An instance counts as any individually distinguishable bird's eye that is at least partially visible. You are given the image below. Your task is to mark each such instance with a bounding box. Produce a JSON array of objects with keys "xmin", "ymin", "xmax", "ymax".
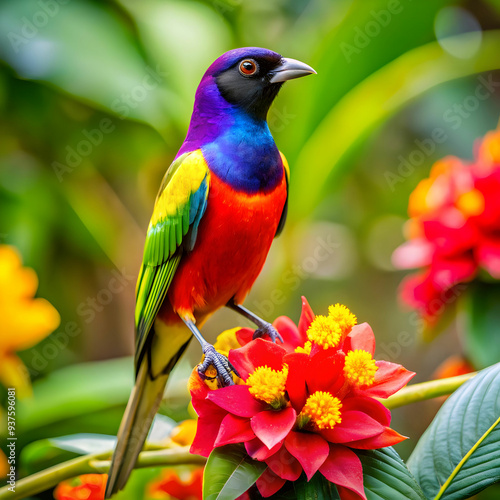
[{"xmin": 239, "ymin": 59, "xmax": 258, "ymax": 76}]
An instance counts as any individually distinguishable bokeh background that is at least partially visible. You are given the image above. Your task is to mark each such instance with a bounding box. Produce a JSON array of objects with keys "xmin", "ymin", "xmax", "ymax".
[{"xmin": 1, "ymin": 0, "xmax": 500, "ymax": 498}]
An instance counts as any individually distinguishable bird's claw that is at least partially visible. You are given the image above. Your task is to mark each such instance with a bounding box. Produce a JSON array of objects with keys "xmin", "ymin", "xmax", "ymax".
[
  {"xmin": 253, "ymin": 323, "xmax": 283, "ymax": 343},
  {"xmin": 198, "ymin": 344, "xmax": 238, "ymax": 387}
]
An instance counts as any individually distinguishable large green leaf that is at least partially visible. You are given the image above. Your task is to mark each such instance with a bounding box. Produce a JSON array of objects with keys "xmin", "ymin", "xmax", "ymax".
[
  {"xmin": 203, "ymin": 444, "xmax": 266, "ymax": 500},
  {"xmin": 20, "ymin": 414, "xmax": 176, "ymax": 474},
  {"xmin": 408, "ymin": 363, "xmax": 500, "ymax": 499},
  {"xmin": 294, "ymin": 473, "xmax": 341, "ymax": 500},
  {"xmin": 358, "ymin": 448, "xmax": 426, "ymax": 500},
  {"xmin": 460, "ymin": 282, "xmax": 500, "ymax": 369}
]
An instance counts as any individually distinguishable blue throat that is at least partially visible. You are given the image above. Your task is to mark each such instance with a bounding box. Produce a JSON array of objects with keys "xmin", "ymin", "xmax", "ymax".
[{"xmin": 200, "ymin": 110, "xmax": 282, "ymax": 193}]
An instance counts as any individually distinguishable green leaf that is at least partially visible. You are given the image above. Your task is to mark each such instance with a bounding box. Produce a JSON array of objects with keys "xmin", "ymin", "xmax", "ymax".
[
  {"xmin": 203, "ymin": 444, "xmax": 267, "ymax": 500},
  {"xmin": 460, "ymin": 282, "xmax": 500, "ymax": 369},
  {"xmin": 17, "ymin": 358, "xmax": 134, "ymax": 433},
  {"xmin": 358, "ymin": 448, "xmax": 426, "ymax": 500},
  {"xmin": 20, "ymin": 434, "xmax": 115, "ymax": 474},
  {"xmin": 408, "ymin": 363, "xmax": 500, "ymax": 499},
  {"xmin": 294, "ymin": 473, "xmax": 341, "ymax": 500}
]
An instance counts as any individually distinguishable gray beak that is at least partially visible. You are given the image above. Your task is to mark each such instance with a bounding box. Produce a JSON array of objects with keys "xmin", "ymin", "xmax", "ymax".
[{"xmin": 270, "ymin": 57, "xmax": 316, "ymax": 83}]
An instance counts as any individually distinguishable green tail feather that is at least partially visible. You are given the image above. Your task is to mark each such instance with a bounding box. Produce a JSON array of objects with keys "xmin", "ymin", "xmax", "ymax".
[{"xmin": 105, "ymin": 360, "xmax": 169, "ymax": 498}]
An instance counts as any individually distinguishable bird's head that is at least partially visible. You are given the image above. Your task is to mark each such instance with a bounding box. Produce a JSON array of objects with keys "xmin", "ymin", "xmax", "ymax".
[{"xmin": 196, "ymin": 47, "xmax": 316, "ymax": 121}]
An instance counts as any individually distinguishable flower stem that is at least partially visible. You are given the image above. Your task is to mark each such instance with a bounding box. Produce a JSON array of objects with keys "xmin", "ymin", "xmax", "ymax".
[
  {"xmin": 382, "ymin": 372, "xmax": 476, "ymax": 409},
  {"xmin": 0, "ymin": 446, "xmax": 206, "ymax": 500}
]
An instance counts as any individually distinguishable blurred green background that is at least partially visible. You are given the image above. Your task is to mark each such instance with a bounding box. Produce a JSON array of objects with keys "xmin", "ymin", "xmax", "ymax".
[{"xmin": 1, "ymin": 0, "xmax": 500, "ymax": 497}]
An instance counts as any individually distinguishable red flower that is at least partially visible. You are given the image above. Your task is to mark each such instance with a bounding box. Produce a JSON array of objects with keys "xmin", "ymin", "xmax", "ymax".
[
  {"xmin": 148, "ymin": 468, "xmax": 203, "ymax": 500},
  {"xmin": 54, "ymin": 474, "xmax": 107, "ymax": 500},
  {"xmin": 393, "ymin": 130, "xmax": 500, "ymax": 324},
  {"xmin": 189, "ymin": 298, "xmax": 414, "ymax": 499}
]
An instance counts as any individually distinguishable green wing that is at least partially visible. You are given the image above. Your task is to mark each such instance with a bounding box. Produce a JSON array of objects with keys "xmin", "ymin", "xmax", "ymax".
[{"xmin": 134, "ymin": 150, "xmax": 210, "ymax": 371}]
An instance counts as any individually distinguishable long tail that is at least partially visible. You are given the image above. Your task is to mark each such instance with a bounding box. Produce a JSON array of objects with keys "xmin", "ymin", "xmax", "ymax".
[{"xmin": 105, "ymin": 359, "xmax": 169, "ymax": 498}]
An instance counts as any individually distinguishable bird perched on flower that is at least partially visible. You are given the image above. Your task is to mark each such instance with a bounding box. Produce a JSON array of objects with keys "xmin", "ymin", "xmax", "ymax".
[{"xmin": 105, "ymin": 48, "xmax": 315, "ymax": 497}]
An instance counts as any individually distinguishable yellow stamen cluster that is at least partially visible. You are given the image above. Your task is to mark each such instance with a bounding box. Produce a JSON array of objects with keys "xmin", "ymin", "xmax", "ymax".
[
  {"xmin": 328, "ymin": 304, "xmax": 357, "ymax": 336},
  {"xmin": 344, "ymin": 349, "xmax": 378, "ymax": 387},
  {"xmin": 247, "ymin": 364, "xmax": 288, "ymax": 407},
  {"xmin": 306, "ymin": 303, "xmax": 356, "ymax": 350},
  {"xmin": 301, "ymin": 391, "xmax": 342, "ymax": 430},
  {"xmin": 306, "ymin": 315, "xmax": 341, "ymax": 350},
  {"xmin": 295, "ymin": 340, "xmax": 312, "ymax": 355},
  {"xmin": 456, "ymin": 189, "xmax": 485, "ymax": 217}
]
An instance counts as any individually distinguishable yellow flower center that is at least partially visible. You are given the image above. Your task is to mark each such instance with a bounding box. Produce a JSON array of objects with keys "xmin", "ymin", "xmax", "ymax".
[
  {"xmin": 306, "ymin": 315, "xmax": 341, "ymax": 350},
  {"xmin": 295, "ymin": 340, "xmax": 312, "ymax": 354},
  {"xmin": 456, "ymin": 189, "xmax": 484, "ymax": 217},
  {"xmin": 328, "ymin": 304, "xmax": 357, "ymax": 336},
  {"xmin": 247, "ymin": 364, "xmax": 288, "ymax": 407},
  {"xmin": 344, "ymin": 349, "xmax": 378, "ymax": 387},
  {"xmin": 301, "ymin": 391, "xmax": 342, "ymax": 430}
]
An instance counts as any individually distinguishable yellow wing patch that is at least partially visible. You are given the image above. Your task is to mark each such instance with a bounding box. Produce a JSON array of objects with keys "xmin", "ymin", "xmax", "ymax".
[
  {"xmin": 151, "ymin": 150, "xmax": 209, "ymax": 226},
  {"xmin": 279, "ymin": 151, "xmax": 290, "ymax": 182}
]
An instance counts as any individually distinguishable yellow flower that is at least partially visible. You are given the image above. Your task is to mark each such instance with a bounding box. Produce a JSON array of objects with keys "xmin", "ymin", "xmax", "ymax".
[
  {"xmin": 170, "ymin": 419, "xmax": 198, "ymax": 447},
  {"xmin": 213, "ymin": 327, "xmax": 242, "ymax": 357},
  {"xmin": 0, "ymin": 246, "xmax": 60, "ymax": 395}
]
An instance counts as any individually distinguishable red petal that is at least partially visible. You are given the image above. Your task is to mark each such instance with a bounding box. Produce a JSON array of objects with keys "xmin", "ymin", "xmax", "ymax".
[
  {"xmin": 251, "ymin": 407, "xmax": 296, "ymax": 450},
  {"xmin": 284, "ymin": 352, "xmax": 309, "ymax": 412},
  {"xmin": 273, "ymin": 316, "xmax": 302, "ymax": 352},
  {"xmin": 214, "ymin": 413, "xmax": 255, "ymax": 447},
  {"xmin": 229, "ymin": 338, "xmax": 287, "ymax": 379},
  {"xmin": 235, "ymin": 327, "xmax": 255, "ymax": 346},
  {"xmin": 285, "ymin": 431, "xmax": 329, "ymax": 480},
  {"xmin": 362, "ymin": 361, "xmax": 415, "ymax": 398},
  {"xmin": 347, "ymin": 427, "xmax": 407, "ymax": 449},
  {"xmin": 298, "ymin": 296, "xmax": 315, "ymax": 339},
  {"xmin": 337, "ymin": 485, "xmax": 367, "ymax": 500},
  {"xmin": 423, "ymin": 209, "xmax": 477, "ymax": 255},
  {"xmin": 321, "ymin": 410, "xmax": 384, "ymax": 444},
  {"xmin": 245, "ymin": 437, "xmax": 282, "ymax": 460},
  {"xmin": 319, "ymin": 444, "xmax": 366, "ymax": 500},
  {"xmin": 307, "ymin": 351, "xmax": 345, "ymax": 395},
  {"xmin": 188, "ymin": 367, "xmax": 209, "ymax": 400},
  {"xmin": 265, "ymin": 445, "xmax": 302, "ymax": 481},
  {"xmin": 189, "ymin": 409, "xmax": 226, "ymax": 457},
  {"xmin": 344, "ymin": 323, "xmax": 375, "ymax": 356},
  {"xmin": 207, "ymin": 385, "xmax": 266, "ymax": 417},
  {"xmin": 341, "ymin": 396, "xmax": 391, "ymax": 426},
  {"xmin": 392, "ymin": 239, "xmax": 434, "ymax": 269},
  {"xmin": 256, "ymin": 468, "xmax": 286, "ymax": 497},
  {"xmin": 476, "ymin": 237, "xmax": 500, "ymax": 278}
]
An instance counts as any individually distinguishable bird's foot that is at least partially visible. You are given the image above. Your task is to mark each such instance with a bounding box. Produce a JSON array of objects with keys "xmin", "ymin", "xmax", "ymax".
[
  {"xmin": 253, "ymin": 322, "xmax": 283, "ymax": 343},
  {"xmin": 198, "ymin": 344, "xmax": 238, "ymax": 387}
]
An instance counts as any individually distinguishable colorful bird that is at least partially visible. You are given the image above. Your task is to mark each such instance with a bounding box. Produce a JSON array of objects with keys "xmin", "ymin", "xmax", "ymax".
[{"xmin": 105, "ymin": 47, "xmax": 315, "ymax": 497}]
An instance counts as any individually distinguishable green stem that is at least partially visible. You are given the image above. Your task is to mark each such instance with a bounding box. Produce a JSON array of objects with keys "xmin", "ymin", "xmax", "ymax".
[
  {"xmin": 382, "ymin": 372, "xmax": 476, "ymax": 409},
  {"xmin": 0, "ymin": 446, "xmax": 205, "ymax": 500}
]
